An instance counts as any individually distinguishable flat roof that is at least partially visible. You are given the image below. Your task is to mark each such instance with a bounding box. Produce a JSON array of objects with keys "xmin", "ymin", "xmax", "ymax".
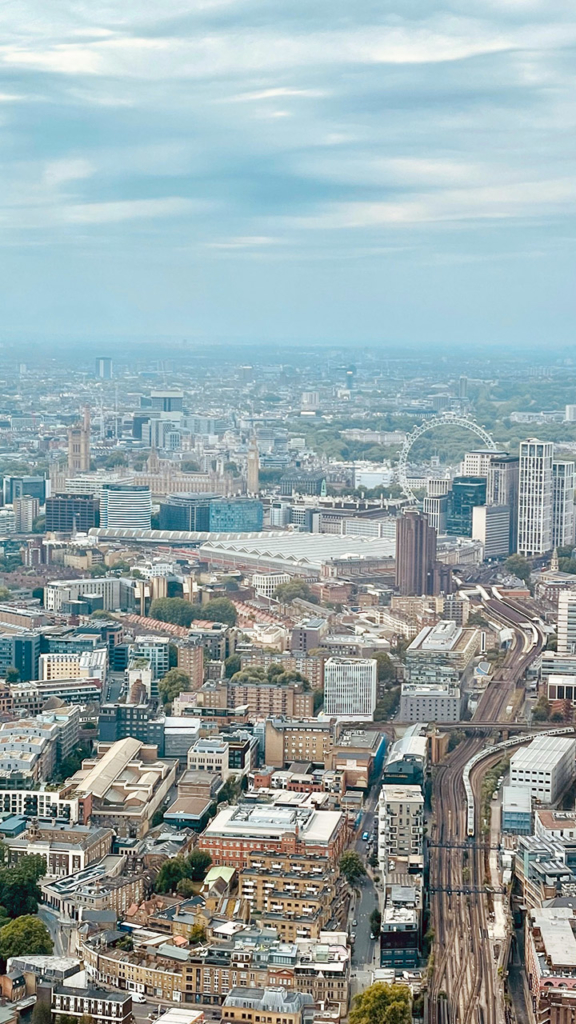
[
  {"xmin": 503, "ymin": 785, "xmax": 532, "ymax": 814},
  {"xmin": 540, "ymin": 919, "xmax": 576, "ymax": 968},
  {"xmin": 511, "ymin": 735, "xmax": 576, "ymax": 772},
  {"xmin": 408, "ymin": 622, "xmax": 477, "ymax": 654},
  {"xmin": 203, "ymin": 804, "xmax": 343, "ymax": 845}
]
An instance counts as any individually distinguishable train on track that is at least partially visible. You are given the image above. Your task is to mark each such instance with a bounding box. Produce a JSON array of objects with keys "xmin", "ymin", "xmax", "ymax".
[{"xmin": 465, "ymin": 727, "xmax": 575, "ymax": 836}]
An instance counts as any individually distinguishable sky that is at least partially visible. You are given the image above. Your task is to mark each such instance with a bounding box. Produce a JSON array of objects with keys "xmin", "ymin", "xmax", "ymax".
[{"xmin": 0, "ymin": 0, "xmax": 575, "ymax": 349}]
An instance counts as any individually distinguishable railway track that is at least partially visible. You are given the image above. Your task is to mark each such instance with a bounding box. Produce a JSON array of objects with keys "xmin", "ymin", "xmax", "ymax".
[{"xmin": 428, "ymin": 597, "xmax": 544, "ymax": 1024}]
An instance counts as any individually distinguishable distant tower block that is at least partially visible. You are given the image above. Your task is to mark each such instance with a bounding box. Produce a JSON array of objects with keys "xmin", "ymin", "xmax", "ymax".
[
  {"xmin": 247, "ymin": 438, "xmax": 260, "ymax": 495},
  {"xmin": 95, "ymin": 357, "xmax": 113, "ymax": 379}
]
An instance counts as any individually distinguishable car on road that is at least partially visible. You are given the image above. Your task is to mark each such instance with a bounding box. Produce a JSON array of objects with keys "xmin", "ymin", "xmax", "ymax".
[
  {"xmin": 131, "ymin": 994, "xmax": 146, "ymax": 1004},
  {"xmin": 352, "ymin": 919, "xmax": 357, "ymax": 926},
  {"xmin": 362, "ymin": 831, "xmax": 370, "ymax": 841}
]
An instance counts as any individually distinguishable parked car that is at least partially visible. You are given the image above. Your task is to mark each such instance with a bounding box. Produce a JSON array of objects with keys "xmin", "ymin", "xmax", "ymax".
[
  {"xmin": 362, "ymin": 831, "xmax": 370, "ymax": 841},
  {"xmin": 132, "ymin": 994, "xmax": 146, "ymax": 1004}
]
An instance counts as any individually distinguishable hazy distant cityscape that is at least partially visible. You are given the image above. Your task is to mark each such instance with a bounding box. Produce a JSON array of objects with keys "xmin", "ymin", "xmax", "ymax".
[{"xmin": 0, "ymin": 347, "xmax": 572, "ymax": 1024}]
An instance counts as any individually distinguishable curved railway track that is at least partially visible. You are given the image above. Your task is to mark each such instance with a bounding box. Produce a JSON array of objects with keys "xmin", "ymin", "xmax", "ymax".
[{"xmin": 428, "ymin": 595, "xmax": 545, "ymax": 1024}]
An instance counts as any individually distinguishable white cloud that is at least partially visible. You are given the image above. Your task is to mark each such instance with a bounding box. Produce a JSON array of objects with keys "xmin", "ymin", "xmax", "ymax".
[
  {"xmin": 44, "ymin": 158, "xmax": 95, "ymax": 187},
  {"xmin": 62, "ymin": 196, "xmax": 200, "ymax": 224}
]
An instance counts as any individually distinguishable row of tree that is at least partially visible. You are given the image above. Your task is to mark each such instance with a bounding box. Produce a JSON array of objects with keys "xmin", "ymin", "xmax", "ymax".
[
  {"xmin": 0, "ymin": 850, "xmax": 54, "ymax": 959},
  {"xmin": 150, "ymin": 596, "xmax": 237, "ymax": 627}
]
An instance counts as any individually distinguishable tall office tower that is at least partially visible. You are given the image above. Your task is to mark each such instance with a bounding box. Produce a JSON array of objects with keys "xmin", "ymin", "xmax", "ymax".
[
  {"xmin": 518, "ymin": 439, "xmax": 554, "ymax": 556},
  {"xmin": 95, "ymin": 357, "xmax": 113, "ymax": 379},
  {"xmin": 553, "ymin": 461, "xmax": 575, "ymax": 549},
  {"xmin": 150, "ymin": 390, "xmax": 184, "ymax": 412},
  {"xmin": 100, "ymin": 484, "xmax": 152, "ymax": 529},
  {"xmin": 68, "ymin": 407, "xmax": 91, "ymax": 474},
  {"xmin": 396, "ymin": 509, "xmax": 437, "ymax": 596},
  {"xmin": 3, "ymin": 475, "xmax": 47, "ymax": 505},
  {"xmin": 566, "ymin": 406, "xmax": 576, "ymax": 422},
  {"xmin": 458, "ymin": 375, "xmax": 468, "ymax": 399},
  {"xmin": 247, "ymin": 437, "xmax": 260, "ymax": 495},
  {"xmin": 423, "ymin": 495, "xmax": 448, "ymax": 534},
  {"xmin": 13, "ymin": 496, "xmax": 39, "ymax": 533},
  {"xmin": 486, "ymin": 454, "xmax": 520, "ymax": 554},
  {"xmin": 558, "ymin": 591, "xmax": 576, "ymax": 654},
  {"xmin": 46, "ymin": 493, "xmax": 99, "ymax": 534},
  {"xmin": 447, "ymin": 477, "xmax": 487, "ymax": 536},
  {"xmin": 427, "ymin": 478, "xmax": 451, "ymax": 497},
  {"xmin": 461, "ymin": 449, "xmax": 506, "ymax": 477},
  {"xmin": 472, "ymin": 505, "xmax": 511, "ymax": 558},
  {"xmin": 323, "ymin": 657, "xmax": 377, "ymax": 720}
]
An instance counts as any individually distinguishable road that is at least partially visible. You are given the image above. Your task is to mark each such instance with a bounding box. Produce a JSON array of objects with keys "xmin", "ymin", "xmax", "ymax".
[
  {"xmin": 39, "ymin": 906, "xmax": 68, "ymax": 957},
  {"xmin": 107, "ymin": 671, "xmax": 125, "ymax": 703},
  {"xmin": 350, "ymin": 788, "xmax": 380, "ymax": 969}
]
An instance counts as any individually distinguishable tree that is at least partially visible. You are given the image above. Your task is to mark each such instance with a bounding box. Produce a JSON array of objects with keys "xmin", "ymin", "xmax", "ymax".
[
  {"xmin": 339, "ymin": 851, "xmax": 366, "ymax": 884},
  {"xmin": 50, "ymin": 742, "xmax": 92, "ymax": 785},
  {"xmin": 217, "ymin": 777, "xmax": 242, "ymax": 805},
  {"xmin": 532, "ymin": 695, "xmax": 551, "ymax": 722},
  {"xmin": 150, "ymin": 809, "xmax": 165, "ymax": 828},
  {"xmin": 158, "ymin": 668, "xmax": 190, "ymax": 705},
  {"xmin": 374, "ymin": 652, "xmax": 395, "ymax": 684},
  {"xmin": 224, "ymin": 654, "xmax": 242, "ymax": 678},
  {"xmin": 274, "ymin": 580, "xmax": 313, "ymax": 603},
  {"xmin": 0, "ymin": 586, "xmax": 11, "ymax": 601},
  {"xmin": 189, "ymin": 924, "xmax": 207, "ymax": 944},
  {"xmin": 105, "ymin": 451, "xmax": 127, "ymax": 468},
  {"xmin": 186, "ymin": 849, "xmax": 212, "ymax": 882},
  {"xmin": 504, "ymin": 554, "xmax": 532, "ymax": 586},
  {"xmin": 0, "ymin": 916, "xmax": 53, "ymax": 958},
  {"xmin": 0, "ymin": 854, "xmax": 46, "ymax": 917},
  {"xmin": 5, "ymin": 666, "xmax": 19, "ymax": 683},
  {"xmin": 150, "ymin": 597, "xmax": 198, "ymax": 627},
  {"xmin": 370, "ymin": 908, "xmax": 382, "ymax": 936},
  {"xmin": 32, "ymin": 1001, "xmax": 52, "ymax": 1024},
  {"xmin": 89, "ymin": 564, "xmax": 107, "ymax": 577},
  {"xmin": 169, "ymin": 643, "xmax": 178, "ymax": 668},
  {"xmin": 203, "ymin": 598, "xmax": 237, "ymax": 626},
  {"xmin": 349, "ymin": 983, "xmax": 411, "ymax": 1024},
  {"xmin": 176, "ymin": 878, "xmax": 196, "ymax": 898},
  {"xmin": 154, "ymin": 858, "xmax": 188, "ymax": 893},
  {"xmin": 313, "ymin": 690, "xmax": 323, "ymax": 713}
]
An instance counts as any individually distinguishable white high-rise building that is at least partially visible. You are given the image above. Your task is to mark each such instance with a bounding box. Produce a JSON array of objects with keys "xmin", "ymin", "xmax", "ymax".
[
  {"xmin": 100, "ymin": 484, "xmax": 152, "ymax": 530},
  {"xmin": 472, "ymin": 504, "xmax": 511, "ymax": 558},
  {"xmin": 557, "ymin": 591, "xmax": 576, "ymax": 654},
  {"xmin": 461, "ymin": 449, "xmax": 506, "ymax": 477},
  {"xmin": 378, "ymin": 784, "xmax": 424, "ymax": 874},
  {"xmin": 552, "ymin": 461, "xmax": 575, "ymax": 549},
  {"xmin": 518, "ymin": 439, "xmax": 554, "ymax": 556},
  {"xmin": 323, "ymin": 657, "xmax": 377, "ymax": 720}
]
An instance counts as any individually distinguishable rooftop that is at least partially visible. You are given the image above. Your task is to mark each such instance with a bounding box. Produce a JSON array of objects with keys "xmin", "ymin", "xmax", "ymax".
[
  {"xmin": 503, "ymin": 785, "xmax": 532, "ymax": 814},
  {"xmin": 203, "ymin": 803, "xmax": 343, "ymax": 845},
  {"xmin": 511, "ymin": 735, "xmax": 576, "ymax": 771}
]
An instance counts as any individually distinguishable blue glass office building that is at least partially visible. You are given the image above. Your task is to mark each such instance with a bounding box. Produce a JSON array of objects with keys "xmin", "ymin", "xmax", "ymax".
[{"xmin": 208, "ymin": 500, "xmax": 263, "ymax": 532}]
